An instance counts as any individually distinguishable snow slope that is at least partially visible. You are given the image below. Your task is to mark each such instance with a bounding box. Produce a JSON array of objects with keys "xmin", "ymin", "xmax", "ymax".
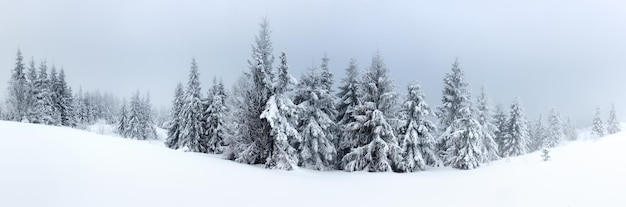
[{"xmin": 1, "ymin": 120, "xmax": 625, "ymax": 207}]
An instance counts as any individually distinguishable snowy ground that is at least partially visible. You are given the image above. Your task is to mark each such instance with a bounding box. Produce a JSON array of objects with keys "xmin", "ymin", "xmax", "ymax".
[{"xmin": 1, "ymin": 121, "xmax": 625, "ymax": 207}]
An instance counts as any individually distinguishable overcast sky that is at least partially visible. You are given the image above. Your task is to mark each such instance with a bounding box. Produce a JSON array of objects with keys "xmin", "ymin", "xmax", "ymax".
[{"xmin": 1, "ymin": 0, "xmax": 625, "ymax": 127}]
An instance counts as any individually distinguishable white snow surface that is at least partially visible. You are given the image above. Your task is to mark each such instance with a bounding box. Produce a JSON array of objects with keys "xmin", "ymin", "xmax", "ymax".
[{"xmin": 1, "ymin": 120, "xmax": 626, "ymax": 207}]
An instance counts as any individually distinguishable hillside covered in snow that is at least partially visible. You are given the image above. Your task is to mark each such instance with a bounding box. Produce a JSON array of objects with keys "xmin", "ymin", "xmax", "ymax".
[{"xmin": 1, "ymin": 121, "xmax": 625, "ymax": 207}]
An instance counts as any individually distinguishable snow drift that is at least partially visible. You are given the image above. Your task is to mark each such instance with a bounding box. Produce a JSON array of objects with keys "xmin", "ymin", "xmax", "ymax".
[{"xmin": 1, "ymin": 120, "xmax": 625, "ymax": 207}]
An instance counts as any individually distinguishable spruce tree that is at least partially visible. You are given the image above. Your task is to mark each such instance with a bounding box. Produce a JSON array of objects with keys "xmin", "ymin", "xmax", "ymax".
[
  {"xmin": 437, "ymin": 58, "xmax": 471, "ymax": 157},
  {"xmin": 607, "ymin": 104, "xmax": 620, "ymax": 134},
  {"xmin": 126, "ymin": 92, "xmax": 143, "ymax": 139},
  {"xmin": 475, "ymin": 86, "xmax": 499, "ymax": 162},
  {"xmin": 436, "ymin": 58, "xmax": 486, "ymax": 169},
  {"xmin": 228, "ymin": 18, "xmax": 275, "ymax": 165},
  {"xmin": 205, "ymin": 79, "xmax": 228, "ymax": 154},
  {"xmin": 294, "ymin": 63, "xmax": 337, "ymax": 170},
  {"xmin": 493, "ymin": 104, "xmax": 508, "ymax": 157},
  {"xmin": 25, "ymin": 57, "xmax": 38, "ymax": 122},
  {"xmin": 591, "ymin": 107, "xmax": 605, "ymax": 138},
  {"xmin": 32, "ymin": 60, "xmax": 55, "ymax": 125},
  {"xmin": 260, "ymin": 51, "xmax": 301, "ymax": 170},
  {"xmin": 166, "ymin": 83, "xmax": 184, "ymax": 149},
  {"xmin": 529, "ymin": 115, "xmax": 546, "ymax": 152},
  {"xmin": 501, "ymin": 100, "xmax": 529, "ymax": 157},
  {"xmin": 335, "ymin": 59, "xmax": 361, "ymax": 161},
  {"xmin": 142, "ymin": 93, "xmax": 157, "ymax": 139},
  {"xmin": 6, "ymin": 49, "xmax": 28, "ymax": 122},
  {"xmin": 179, "ymin": 58, "xmax": 207, "ymax": 152},
  {"xmin": 117, "ymin": 100, "xmax": 128, "ymax": 138},
  {"xmin": 563, "ymin": 116, "xmax": 578, "ymax": 141},
  {"xmin": 397, "ymin": 82, "xmax": 440, "ymax": 172},
  {"xmin": 48, "ymin": 66, "xmax": 61, "ymax": 125},
  {"xmin": 57, "ymin": 69, "xmax": 74, "ymax": 127},
  {"xmin": 341, "ymin": 52, "xmax": 401, "ymax": 172}
]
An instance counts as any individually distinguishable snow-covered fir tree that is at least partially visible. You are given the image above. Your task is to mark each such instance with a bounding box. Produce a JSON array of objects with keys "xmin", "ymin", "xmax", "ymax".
[
  {"xmin": 436, "ymin": 58, "xmax": 486, "ymax": 170},
  {"xmin": 48, "ymin": 66, "xmax": 62, "ymax": 125},
  {"xmin": 32, "ymin": 60, "xmax": 55, "ymax": 125},
  {"xmin": 260, "ymin": 51, "xmax": 301, "ymax": 170},
  {"xmin": 492, "ymin": 103, "xmax": 508, "ymax": 157},
  {"xmin": 607, "ymin": 103, "xmax": 620, "ymax": 134},
  {"xmin": 563, "ymin": 116, "xmax": 578, "ymax": 141},
  {"xmin": 396, "ymin": 82, "xmax": 440, "ymax": 172},
  {"xmin": 120, "ymin": 91, "xmax": 156, "ymax": 140},
  {"xmin": 23, "ymin": 58, "xmax": 36, "ymax": 121},
  {"xmin": 6, "ymin": 49, "xmax": 29, "ymax": 122},
  {"xmin": 117, "ymin": 100, "xmax": 128, "ymax": 138},
  {"xmin": 335, "ymin": 59, "xmax": 361, "ymax": 162},
  {"xmin": 475, "ymin": 86, "xmax": 499, "ymax": 162},
  {"xmin": 142, "ymin": 93, "xmax": 158, "ymax": 139},
  {"xmin": 542, "ymin": 108, "xmax": 565, "ymax": 148},
  {"xmin": 529, "ymin": 115, "xmax": 546, "ymax": 152},
  {"xmin": 341, "ymin": 52, "xmax": 401, "ymax": 172},
  {"xmin": 591, "ymin": 107, "xmax": 605, "ymax": 138},
  {"xmin": 500, "ymin": 100, "xmax": 529, "ymax": 157},
  {"xmin": 294, "ymin": 62, "xmax": 337, "ymax": 170},
  {"xmin": 179, "ymin": 58, "xmax": 207, "ymax": 152},
  {"xmin": 227, "ymin": 18, "xmax": 275, "ymax": 165},
  {"xmin": 166, "ymin": 83, "xmax": 184, "ymax": 149},
  {"xmin": 57, "ymin": 69, "xmax": 75, "ymax": 127},
  {"xmin": 205, "ymin": 78, "xmax": 228, "ymax": 154},
  {"xmin": 436, "ymin": 58, "xmax": 472, "ymax": 158}
]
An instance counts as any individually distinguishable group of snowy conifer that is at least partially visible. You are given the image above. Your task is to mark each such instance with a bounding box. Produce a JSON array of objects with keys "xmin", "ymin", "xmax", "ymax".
[
  {"xmin": 117, "ymin": 92, "xmax": 157, "ymax": 140},
  {"xmin": 165, "ymin": 58, "xmax": 228, "ymax": 153},
  {"xmin": 4, "ymin": 49, "xmax": 122, "ymax": 128},
  {"xmin": 3, "ymin": 49, "xmax": 150, "ymax": 138},
  {"xmin": 163, "ymin": 19, "xmax": 595, "ymax": 172},
  {"xmin": 6, "ymin": 19, "xmax": 619, "ymax": 172},
  {"xmin": 591, "ymin": 104, "xmax": 621, "ymax": 138}
]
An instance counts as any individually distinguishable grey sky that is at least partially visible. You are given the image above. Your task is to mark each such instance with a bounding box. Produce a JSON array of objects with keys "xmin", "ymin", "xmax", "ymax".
[{"xmin": 1, "ymin": 0, "xmax": 625, "ymax": 127}]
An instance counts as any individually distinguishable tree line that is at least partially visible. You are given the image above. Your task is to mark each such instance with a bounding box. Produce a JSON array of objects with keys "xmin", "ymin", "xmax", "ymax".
[
  {"xmin": 3, "ymin": 49, "xmax": 164, "ymax": 140},
  {"xmin": 4, "ymin": 18, "xmax": 621, "ymax": 172},
  {"xmin": 163, "ymin": 19, "xmax": 622, "ymax": 172}
]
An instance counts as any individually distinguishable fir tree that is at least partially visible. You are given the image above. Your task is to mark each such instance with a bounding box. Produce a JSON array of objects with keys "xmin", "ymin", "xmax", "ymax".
[
  {"xmin": 32, "ymin": 60, "xmax": 55, "ymax": 125},
  {"xmin": 437, "ymin": 58, "xmax": 486, "ymax": 169},
  {"xmin": 57, "ymin": 69, "xmax": 74, "ymax": 127},
  {"xmin": 260, "ymin": 51, "xmax": 301, "ymax": 170},
  {"xmin": 563, "ymin": 116, "xmax": 578, "ymax": 141},
  {"xmin": 529, "ymin": 115, "xmax": 546, "ymax": 152},
  {"xmin": 228, "ymin": 18, "xmax": 275, "ymax": 165},
  {"xmin": 397, "ymin": 82, "xmax": 440, "ymax": 172},
  {"xmin": 48, "ymin": 65, "xmax": 61, "ymax": 125},
  {"xmin": 335, "ymin": 59, "xmax": 361, "ymax": 161},
  {"xmin": 142, "ymin": 93, "xmax": 157, "ymax": 139},
  {"xmin": 125, "ymin": 92, "xmax": 142, "ymax": 139},
  {"xmin": 25, "ymin": 57, "xmax": 38, "ymax": 122},
  {"xmin": 501, "ymin": 100, "xmax": 529, "ymax": 157},
  {"xmin": 117, "ymin": 100, "xmax": 128, "ymax": 138},
  {"xmin": 607, "ymin": 104, "xmax": 620, "ymax": 134},
  {"xmin": 475, "ymin": 86, "xmax": 499, "ymax": 162},
  {"xmin": 6, "ymin": 49, "xmax": 28, "ymax": 122},
  {"xmin": 294, "ymin": 63, "xmax": 337, "ymax": 170},
  {"xmin": 437, "ymin": 58, "xmax": 472, "ymax": 158},
  {"xmin": 341, "ymin": 52, "xmax": 401, "ymax": 172},
  {"xmin": 205, "ymin": 78, "xmax": 228, "ymax": 154},
  {"xmin": 179, "ymin": 58, "xmax": 207, "ymax": 152},
  {"xmin": 492, "ymin": 104, "xmax": 508, "ymax": 157},
  {"xmin": 591, "ymin": 107, "xmax": 605, "ymax": 138},
  {"xmin": 166, "ymin": 83, "xmax": 184, "ymax": 149}
]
